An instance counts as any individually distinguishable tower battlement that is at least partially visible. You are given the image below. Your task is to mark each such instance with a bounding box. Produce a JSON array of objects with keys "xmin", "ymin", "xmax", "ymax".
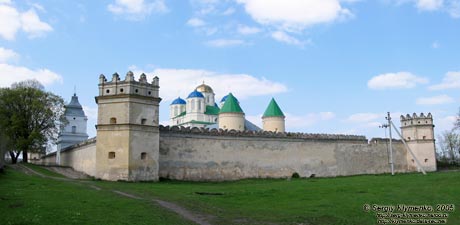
[
  {"xmin": 400, "ymin": 112, "xmax": 433, "ymax": 128},
  {"xmin": 98, "ymin": 71, "xmax": 159, "ymax": 98}
]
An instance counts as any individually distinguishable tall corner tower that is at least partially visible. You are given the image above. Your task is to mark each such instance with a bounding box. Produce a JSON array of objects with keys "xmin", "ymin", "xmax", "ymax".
[
  {"xmin": 219, "ymin": 93, "xmax": 245, "ymax": 131},
  {"xmin": 56, "ymin": 93, "xmax": 89, "ymax": 165},
  {"xmin": 95, "ymin": 71, "xmax": 161, "ymax": 181},
  {"xmin": 262, "ymin": 98, "xmax": 285, "ymax": 133},
  {"xmin": 400, "ymin": 113, "xmax": 436, "ymax": 172}
]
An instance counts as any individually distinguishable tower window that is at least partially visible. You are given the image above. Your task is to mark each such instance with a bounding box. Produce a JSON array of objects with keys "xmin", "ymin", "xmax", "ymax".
[
  {"xmin": 141, "ymin": 118, "xmax": 147, "ymax": 125},
  {"xmin": 418, "ymin": 121, "xmax": 420, "ymax": 124},
  {"xmin": 73, "ymin": 117, "xmax": 76, "ymax": 120},
  {"xmin": 120, "ymin": 88, "xmax": 124, "ymax": 93},
  {"xmin": 71, "ymin": 126, "xmax": 76, "ymax": 133},
  {"xmin": 141, "ymin": 152, "xmax": 147, "ymax": 160},
  {"xmin": 110, "ymin": 117, "xmax": 117, "ymax": 124},
  {"xmin": 424, "ymin": 158, "xmax": 428, "ymax": 163},
  {"xmin": 135, "ymin": 89, "xmax": 138, "ymax": 93},
  {"xmin": 407, "ymin": 137, "xmax": 411, "ymax": 141},
  {"xmin": 148, "ymin": 91, "xmax": 151, "ymax": 95},
  {"xmin": 423, "ymin": 136, "xmax": 426, "ymax": 140},
  {"xmin": 106, "ymin": 89, "xmax": 110, "ymax": 94},
  {"xmin": 108, "ymin": 152, "xmax": 115, "ymax": 159}
]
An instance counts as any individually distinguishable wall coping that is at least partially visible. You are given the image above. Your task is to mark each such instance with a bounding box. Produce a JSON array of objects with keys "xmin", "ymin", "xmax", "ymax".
[{"xmin": 159, "ymin": 125, "xmax": 368, "ymax": 142}]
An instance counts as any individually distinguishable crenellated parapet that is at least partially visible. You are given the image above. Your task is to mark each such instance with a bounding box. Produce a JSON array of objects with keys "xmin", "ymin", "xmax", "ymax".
[
  {"xmin": 159, "ymin": 125, "xmax": 368, "ymax": 142},
  {"xmin": 98, "ymin": 71, "xmax": 159, "ymax": 98},
  {"xmin": 400, "ymin": 112, "xmax": 433, "ymax": 127}
]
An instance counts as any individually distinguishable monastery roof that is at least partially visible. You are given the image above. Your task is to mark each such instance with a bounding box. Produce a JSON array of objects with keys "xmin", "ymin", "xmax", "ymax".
[
  {"xmin": 171, "ymin": 97, "xmax": 186, "ymax": 105},
  {"xmin": 220, "ymin": 94, "xmax": 239, "ymax": 103},
  {"xmin": 219, "ymin": 93, "xmax": 244, "ymax": 114},
  {"xmin": 187, "ymin": 90, "xmax": 204, "ymax": 98},
  {"xmin": 263, "ymin": 98, "xmax": 285, "ymax": 117},
  {"xmin": 65, "ymin": 94, "xmax": 86, "ymax": 117},
  {"xmin": 196, "ymin": 83, "xmax": 214, "ymax": 93}
]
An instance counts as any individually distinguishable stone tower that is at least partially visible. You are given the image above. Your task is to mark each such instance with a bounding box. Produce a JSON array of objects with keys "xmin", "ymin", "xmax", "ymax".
[
  {"xmin": 262, "ymin": 98, "xmax": 285, "ymax": 133},
  {"xmin": 56, "ymin": 93, "xmax": 89, "ymax": 165},
  {"xmin": 95, "ymin": 72, "xmax": 161, "ymax": 181},
  {"xmin": 219, "ymin": 93, "xmax": 245, "ymax": 131},
  {"xmin": 400, "ymin": 113, "xmax": 436, "ymax": 172}
]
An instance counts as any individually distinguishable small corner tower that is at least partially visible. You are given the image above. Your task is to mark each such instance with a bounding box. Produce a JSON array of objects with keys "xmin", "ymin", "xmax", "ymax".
[
  {"xmin": 169, "ymin": 97, "xmax": 186, "ymax": 125},
  {"xmin": 219, "ymin": 93, "xmax": 245, "ymax": 131},
  {"xmin": 56, "ymin": 93, "xmax": 89, "ymax": 165},
  {"xmin": 262, "ymin": 98, "xmax": 285, "ymax": 133},
  {"xmin": 400, "ymin": 113, "xmax": 436, "ymax": 172},
  {"xmin": 95, "ymin": 72, "xmax": 161, "ymax": 181}
]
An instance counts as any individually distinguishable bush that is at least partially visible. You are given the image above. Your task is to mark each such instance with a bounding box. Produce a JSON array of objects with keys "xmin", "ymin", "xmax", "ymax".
[{"xmin": 291, "ymin": 172, "xmax": 300, "ymax": 178}]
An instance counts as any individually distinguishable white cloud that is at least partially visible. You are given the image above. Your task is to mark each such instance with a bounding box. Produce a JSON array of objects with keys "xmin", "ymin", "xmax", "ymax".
[
  {"xmin": 20, "ymin": 9, "xmax": 53, "ymax": 38},
  {"xmin": 222, "ymin": 7, "xmax": 235, "ymax": 15},
  {"xmin": 206, "ymin": 39, "xmax": 245, "ymax": 47},
  {"xmin": 237, "ymin": 24, "xmax": 261, "ymax": 35},
  {"xmin": 432, "ymin": 41, "xmax": 440, "ymax": 48},
  {"xmin": 416, "ymin": 95, "xmax": 455, "ymax": 105},
  {"xmin": 107, "ymin": 0, "xmax": 168, "ymax": 20},
  {"xmin": 0, "ymin": 2, "xmax": 52, "ymax": 40},
  {"xmin": 367, "ymin": 72, "xmax": 429, "ymax": 90},
  {"xmin": 0, "ymin": 47, "xmax": 18, "ymax": 63},
  {"xmin": 429, "ymin": 71, "xmax": 460, "ymax": 90},
  {"xmin": 271, "ymin": 31, "xmax": 307, "ymax": 46},
  {"xmin": 187, "ymin": 17, "xmax": 206, "ymax": 27},
  {"xmin": 128, "ymin": 68, "xmax": 288, "ymax": 102},
  {"xmin": 416, "ymin": 0, "xmax": 444, "ymax": 11},
  {"xmin": 448, "ymin": 0, "xmax": 460, "ymax": 18},
  {"xmin": 236, "ymin": 0, "xmax": 353, "ymax": 32},
  {"xmin": 0, "ymin": 63, "xmax": 62, "ymax": 87},
  {"xmin": 346, "ymin": 113, "xmax": 382, "ymax": 123},
  {"xmin": 284, "ymin": 112, "xmax": 336, "ymax": 129}
]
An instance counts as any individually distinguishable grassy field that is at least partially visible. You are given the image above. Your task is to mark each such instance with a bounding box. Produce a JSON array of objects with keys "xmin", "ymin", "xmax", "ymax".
[{"xmin": 1, "ymin": 165, "xmax": 459, "ymax": 225}]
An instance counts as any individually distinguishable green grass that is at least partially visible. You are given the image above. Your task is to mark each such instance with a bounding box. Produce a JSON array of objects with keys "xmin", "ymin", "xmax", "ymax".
[
  {"xmin": 0, "ymin": 166, "xmax": 193, "ymax": 225},
  {"xmin": 95, "ymin": 172, "xmax": 460, "ymax": 225},
  {"xmin": 22, "ymin": 163, "xmax": 66, "ymax": 178},
  {"xmin": 1, "ymin": 165, "xmax": 459, "ymax": 225}
]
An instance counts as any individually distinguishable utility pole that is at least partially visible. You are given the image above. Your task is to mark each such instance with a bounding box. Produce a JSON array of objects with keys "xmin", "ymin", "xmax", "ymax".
[{"xmin": 386, "ymin": 112, "xmax": 395, "ymax": 175}]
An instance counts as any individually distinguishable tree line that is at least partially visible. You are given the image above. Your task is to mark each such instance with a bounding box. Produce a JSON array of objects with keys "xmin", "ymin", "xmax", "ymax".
[
  {"xmin": 0, "ymin": 80, "xmax": 65, "ymax": 169},
  {"xmin": 436, "ymin": 111, "xmax": 460, "ymax": 166}
]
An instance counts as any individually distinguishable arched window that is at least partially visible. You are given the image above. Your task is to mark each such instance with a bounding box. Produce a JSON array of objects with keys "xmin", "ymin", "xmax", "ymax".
[
  {"xmin": 71, "ymin": 126, "xmax": 77, "ymax": 133},
  {"xmin": 197, "ymin": 100, "xmax": 201, "ymax": 111}
]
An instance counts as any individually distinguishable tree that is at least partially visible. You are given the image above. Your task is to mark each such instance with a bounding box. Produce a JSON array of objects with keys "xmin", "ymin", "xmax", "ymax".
[
  {"xmin": 437, "ymin": 130, "xmax": 460, "ymax": 163},
  {"xmin": 0, "ymin": 80, "xmax": 66, "ymax": 163}
]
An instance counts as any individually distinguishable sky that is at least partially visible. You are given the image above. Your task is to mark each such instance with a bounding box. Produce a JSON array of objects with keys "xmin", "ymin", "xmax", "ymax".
[{"xmin": 0, "ymin": 0, "xmax": 460, "ymax": 140}]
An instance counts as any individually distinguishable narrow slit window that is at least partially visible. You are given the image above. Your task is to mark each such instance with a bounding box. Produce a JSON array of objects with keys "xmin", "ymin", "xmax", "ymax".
[
  {"xmin": 141, "ymin": 118, "xmax": 147, "ymax": 125},
  {"xmin": 141, "ymin": 152, "xmax": 147, "ymax": 160},
  {"xmin": 110, "ymin": 117, "xmax": 117, "ymax": 124},
  {"xmin": 108, "ymin": 152, "xmax": 115, "ymax": 159}
]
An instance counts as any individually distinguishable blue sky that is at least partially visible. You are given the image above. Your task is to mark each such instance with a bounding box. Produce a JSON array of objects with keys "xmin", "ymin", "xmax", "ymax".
[{"xmin": 1, "ymin": 0, "xmax": 460, "ymax": 140}]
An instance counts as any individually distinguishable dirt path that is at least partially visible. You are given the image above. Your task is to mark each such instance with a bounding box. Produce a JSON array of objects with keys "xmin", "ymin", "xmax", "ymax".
[{"xmin": 11, "ymin": 164, "xmax": 213, "ymax": 225}]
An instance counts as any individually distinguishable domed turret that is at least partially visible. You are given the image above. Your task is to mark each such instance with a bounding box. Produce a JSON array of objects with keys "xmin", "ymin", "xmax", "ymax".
[
  {"xmin": 170, "ymin": 97, "xmax": 186, "ymax": 120},
  {"xmin": 187, "ymin": 90, "xmax": 205, "ymax": 114},
  {"xmin": 262, "ymin": 98, "xmax": 285, "ymax": 132},
  {"xmin": 196, "ymin": 82, "xmax": 216, "ymax": 106},
  {"xmin": 219, "ymin": 93, "xmax": 245, "ymax": 131}
]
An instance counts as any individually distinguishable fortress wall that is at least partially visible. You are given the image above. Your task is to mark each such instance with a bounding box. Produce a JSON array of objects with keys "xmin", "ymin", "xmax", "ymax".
[
  {"xmin": 38, "ymin": 138, "xmax": 97, "ymax": 177},
  {"xmin": 159, "ymin": 127, "xmax": 409, "ymax": 181},
  {"xmin": 60, "ymin": 139, "xmax": 97, "ymax": 177}
]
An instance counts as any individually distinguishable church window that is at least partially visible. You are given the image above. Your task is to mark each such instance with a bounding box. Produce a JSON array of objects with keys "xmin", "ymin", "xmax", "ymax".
[
  {"xmin": 198, "ymin": 100, "xmax": 201, "ymax": 111},
  {"xmin": 110, "ymin": 117, "xmax": 117, "ymax": 124},
  {"xmin": 141, "ymin": 152, "xmax": 147, "ymax": 160},
  {"xmin": 108, "ymin": 152, "xmax": 115, "ymax": 159},
  {"xmin": 120, "ymin": 88, "xmax": 124, "ymax": 93},
  {"xmin": 141, "ymin": 118, "xmax": 147, "ymax": 125},
  {"xmin": 192, "ymin": 100, "xmax": 195, "ymax": 110},
  {"xmin": 71, "ymin": 126, "xmax": 77, "ymax": 133}
]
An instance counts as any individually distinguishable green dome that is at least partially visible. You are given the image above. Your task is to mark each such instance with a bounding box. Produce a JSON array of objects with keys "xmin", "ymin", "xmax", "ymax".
[
  {"xmin": 263, "ymin": 98, "xmax": 284, "ymax": 117},
  {"xmin": 219, "ymin": 93, "xmax": 244, "ymax": 114}
]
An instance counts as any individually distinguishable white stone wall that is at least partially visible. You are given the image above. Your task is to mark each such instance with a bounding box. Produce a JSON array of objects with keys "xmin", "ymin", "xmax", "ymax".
[
  {"xmin": 159, "ymin": 132, "xmax": 410, "ymax": 181},
  {"xmin": 60, "ymin": 141, "xmax": 97, "ymax": 177}
]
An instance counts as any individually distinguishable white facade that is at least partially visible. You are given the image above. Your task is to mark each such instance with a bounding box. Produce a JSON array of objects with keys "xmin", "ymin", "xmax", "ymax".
[
  {"xmin": 56, "ymin": 93, "xmax": 89, "ymax": 164},
  {"xmin": 169, "ymin": 83, "xmax": 219, "ymax": 128}
]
